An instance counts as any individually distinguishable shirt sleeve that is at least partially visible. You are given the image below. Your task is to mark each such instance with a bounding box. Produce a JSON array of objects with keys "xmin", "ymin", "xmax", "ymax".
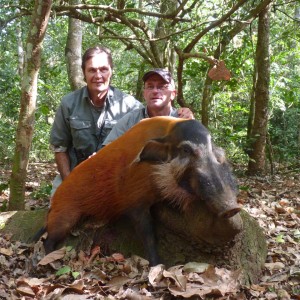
[
  {"xmin": 172, "ymin": 107, "xmax": 179, "ymax": 117},
  {"xmin": 102, "ymin": 108, "xmax": 144, "ymax": 146},
  {"xmin": 50, "ymin": 101, "xmax": 72, "ymax": 152},
  {"xmin": 129, "ymin": 97, "xmax": 143, "ymax": 110},
  {"xmin": 123, "ymin": 93, "xmax": 143, "ymax": 111},
  {"xmin": 102, "ymin": 113, "xmax": 132, "ymax": 146}
]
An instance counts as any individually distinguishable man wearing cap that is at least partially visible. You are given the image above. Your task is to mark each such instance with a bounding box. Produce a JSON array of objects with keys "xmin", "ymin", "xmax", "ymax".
[{"xmin": 102, "ymin": 68, "xmax": 194, "ymax": 146}]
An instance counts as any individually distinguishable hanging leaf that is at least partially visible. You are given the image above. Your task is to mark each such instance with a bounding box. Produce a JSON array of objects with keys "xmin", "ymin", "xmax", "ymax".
[{"xmin": 208, "ymin": 60, "xmax": 231, "ymax": 80}]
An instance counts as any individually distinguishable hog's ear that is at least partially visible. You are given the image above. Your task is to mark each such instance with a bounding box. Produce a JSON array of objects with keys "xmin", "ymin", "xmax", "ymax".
[{"xmin": 137, "ymin": 139, "xmax": 170, "ymax": 163}]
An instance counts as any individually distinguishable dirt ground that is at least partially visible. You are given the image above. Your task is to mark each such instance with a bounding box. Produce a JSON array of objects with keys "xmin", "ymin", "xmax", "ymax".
[{"xmin": 0, "ymin": 162, "xmax": 299, "ymax": 299}]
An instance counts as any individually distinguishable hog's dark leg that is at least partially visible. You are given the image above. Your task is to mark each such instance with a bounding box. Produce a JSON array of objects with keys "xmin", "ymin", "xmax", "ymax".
[
  {"xmin": 43, "ymin": 235, "xmax": 58, "ymax": 254},
  {"xmin": 43, "ymin": 209, "xmax": 82, "ymax": 254},
  {"xmin": 127, "ymin": 206, "xmax": 160, "ymax": 266}
]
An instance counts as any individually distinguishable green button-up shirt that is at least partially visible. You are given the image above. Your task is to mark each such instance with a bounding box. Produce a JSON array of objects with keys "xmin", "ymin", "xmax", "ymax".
[{"xmin": 50, "ymin": 85, "xmax": 142, "ymax": 169}]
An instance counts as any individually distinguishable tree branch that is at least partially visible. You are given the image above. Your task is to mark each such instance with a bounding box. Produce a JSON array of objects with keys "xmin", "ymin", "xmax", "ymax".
[
  {"xmin": 275, "ymin": 8, "xmax": 300, "ymax": 22},
  {"xmin": 52, "ymin": 4, "xmax": 191, "ymax": 22},
  {"xmin": 184, "ymin": 0, "xmax": 249, "ymax": 53},
  {"xmin": 101, "ymin": 26, "xmax": 153, "ymax": 65},
  {"xmin": 0, "ymin": 9, "xmax": 30, "ymax": 31},
  {"xmin": 214, "ymin": 0, "xmax": 273, "ymax": 58}
]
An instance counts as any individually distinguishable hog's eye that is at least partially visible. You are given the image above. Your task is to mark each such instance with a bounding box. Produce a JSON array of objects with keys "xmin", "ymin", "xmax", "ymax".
[{"xmin": 180, "ymin": 144, "xmax": 194, "ymax": 155}]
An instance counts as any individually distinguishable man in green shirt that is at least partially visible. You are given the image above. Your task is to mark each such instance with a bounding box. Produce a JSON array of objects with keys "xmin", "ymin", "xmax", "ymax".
[{"xmin": 50, "ymin": 46, "xmax": 142, "ymax": 194}]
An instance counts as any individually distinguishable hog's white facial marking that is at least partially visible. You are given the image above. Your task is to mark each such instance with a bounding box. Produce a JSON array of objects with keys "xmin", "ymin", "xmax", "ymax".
[
  {"xmin": 152, "ymin": 140, "xmax": 230, "ymax": 212},
  {"xmin": 153, "ymin": 143, "xmax": 212, "ymax": 210}
]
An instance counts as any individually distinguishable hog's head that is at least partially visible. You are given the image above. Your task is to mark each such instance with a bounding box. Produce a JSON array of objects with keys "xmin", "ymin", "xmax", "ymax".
[{"xmin": 137, "ymin": 119, "xmax": 241, "ymax": 218}]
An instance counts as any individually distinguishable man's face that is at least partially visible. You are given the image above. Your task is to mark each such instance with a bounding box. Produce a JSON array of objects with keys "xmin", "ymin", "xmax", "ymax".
[
  {"xmin": 143, "ymin": 74, "xmax": 176, "ymax": 110},
  {"xmin": 83, "ymin": 53, "xmax": 112, "ymax": 95}
]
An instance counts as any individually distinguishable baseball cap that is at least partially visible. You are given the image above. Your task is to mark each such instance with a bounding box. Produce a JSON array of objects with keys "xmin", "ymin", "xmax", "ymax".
[{"xmin": 142, "ymin": 68, "xmax": 173, "ymax": 84}]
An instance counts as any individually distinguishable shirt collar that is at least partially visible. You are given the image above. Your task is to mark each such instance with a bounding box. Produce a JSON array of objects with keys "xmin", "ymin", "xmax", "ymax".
[
  {"xmin": 83, "ymin": 85, "xmax": 112, "ymax": 107},
  {"xmin": 82, "ymin": 86, "xmax": 90, "ymax": 100},
  {"xmin": 145, "ymin": 106, "xmax": 177, "ymax": 117}
]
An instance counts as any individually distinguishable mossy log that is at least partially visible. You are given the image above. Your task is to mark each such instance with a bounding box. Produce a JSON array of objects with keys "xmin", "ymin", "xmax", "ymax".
[{"xmin": 0, "ymin": 202, "xmax": 267, "ymax": 285}]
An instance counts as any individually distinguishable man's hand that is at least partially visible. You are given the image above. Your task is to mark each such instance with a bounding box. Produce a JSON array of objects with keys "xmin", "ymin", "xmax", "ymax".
[{"xmin": 177, "ymin": 107, "xmax": 195, "ymax": 119}]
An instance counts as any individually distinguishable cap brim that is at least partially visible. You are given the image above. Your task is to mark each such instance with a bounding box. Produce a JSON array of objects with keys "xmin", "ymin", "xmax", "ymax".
[{"xmin": 142, "ymin": 70, "xmax": 170, "ymax": 83}]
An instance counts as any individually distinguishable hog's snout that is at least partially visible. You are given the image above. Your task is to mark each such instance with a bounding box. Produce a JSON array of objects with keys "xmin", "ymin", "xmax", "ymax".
[
  {"xmin": 218, "ymin": 206, "xmax": 241, "ymax": 218},
  {"xmin": 189, "ymin": 162, "xmax": 241, "ymax": 219}
]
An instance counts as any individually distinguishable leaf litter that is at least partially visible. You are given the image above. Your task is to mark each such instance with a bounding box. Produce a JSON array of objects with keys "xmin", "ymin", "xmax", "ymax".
[{"xmin": 0, "ymin": 163, "xmax": 299, "ymax": 299}]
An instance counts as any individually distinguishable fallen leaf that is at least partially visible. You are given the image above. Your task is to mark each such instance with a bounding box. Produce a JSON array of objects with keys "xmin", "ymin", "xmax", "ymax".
[
  {"xmin": 105, "ymin": 275, "xmax": 132, "ymax": 290},
  {"xmin": 275, "ymin": 204, "xmax": 286, "ymax": 214},
  {"xmin": 111, "ymin": 252, "xmax": 125, "ymax": 262},
  {"xmin": 163, "ymin": 269, "xmax": 187, "ymax": 291},
  {"xmin": 250, "ymin": 284, "xmax": 266, "ymax": 292},
  {"xmin": 38, "ymin": 247, "xmax": 66, "ymax": 265},
  {"xmin": 265, "ymin": 262, "xmax": 285, "ymax": 271},
  {"xmin": 64, "ymin": 279, "xmax": 85, "ymax": 294},
  {"xmin": 183, "ymin": 262, "xmax": 210, "ymax": 273},
  {"xmin": 0, "ymin": 247, "xmax": 13, "ymax": 256},
  {"xmin": 16, "ymin": 284, "xmax": 35, "ymax": 297},
  {"xmin": 148, "ymin": 264, "xmax": 165, "ymax": 286},
  {"xmin": 86, "ymin": 245, "xmax": 101, "ymax": 264}
]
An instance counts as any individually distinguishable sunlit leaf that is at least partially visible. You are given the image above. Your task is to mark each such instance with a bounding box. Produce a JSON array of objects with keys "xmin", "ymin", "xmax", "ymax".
[
  {"xmin": 56, "ymin": 265, "xmax": 71, "ymax": 276},
  {"xmin": 276, "ymin": 234, "xmax": 285, "ymax": 243}
]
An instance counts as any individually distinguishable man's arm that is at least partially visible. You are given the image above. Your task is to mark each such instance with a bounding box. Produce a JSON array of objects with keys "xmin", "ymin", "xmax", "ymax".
[
  {"xmin": 102, "ymin": 109, "xmax": 141, "ymax": 147},
  {"xmin": 54, "ymin": 152, "xmax": 71, "ymax": 180},
  {"xmin": 102, "ymin": 119, "xmax": 130, "ymax": 146}
]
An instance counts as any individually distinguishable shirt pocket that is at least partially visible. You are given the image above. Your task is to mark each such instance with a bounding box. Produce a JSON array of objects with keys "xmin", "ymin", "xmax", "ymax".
[
  {"xmin": 69, "ymin": 119, "xmax": 93, "ymax": 148},
  {"xmin": 70, "ymin": 119, "xmax": 92, "ymax": 130}
]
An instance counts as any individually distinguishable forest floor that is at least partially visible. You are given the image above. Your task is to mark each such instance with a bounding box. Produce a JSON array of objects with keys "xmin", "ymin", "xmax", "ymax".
[{"xmin": 0, "ymin": 162, "xmax": 299, "ymax": 299}]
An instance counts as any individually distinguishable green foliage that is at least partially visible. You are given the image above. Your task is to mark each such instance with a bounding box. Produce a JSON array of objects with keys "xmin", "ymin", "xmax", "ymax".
[
  {"xmin": 269, "ymin": 108, "xmax": 300, "ymax": 163},
  {"xmin": 0, "ymin": 68, "xmax": 21, "ymax": 163},
  {"xmin": 267, "ymin": 11, "xmax": 300, "ymax": 164},
  {"xmin": 72, "ymin": 271, "xmax": 80, "ymax": 279},
  {"xmin": 56, "ymin": 265, "xmax": 80, "ymax": 279},
  {"xmin": 0, "ymin": 0, "xmax": 299, "ymax": 170},
  {"xmin": 275, "ymin": 233, "xmax": 285, "ymax": 244},
  {"xmin": 31, "ymin": 182, "xmax": 52, "ymax": 200},
  {"xmin": 56, "ymin": 265, "xmax": 71, "ymax": 276}
]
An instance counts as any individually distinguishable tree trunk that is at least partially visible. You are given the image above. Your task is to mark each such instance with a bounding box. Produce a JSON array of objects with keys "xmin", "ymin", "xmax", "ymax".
[
  {"xmin": 1, "ymin": 202, "xmax": 266, "ymax": 285},
  {"xmin": 201, "ymin": 76, "xmax": 213, "ymax": 127},
  {"xmin": 246, "ymin": 65, "xmax": 257, "ymax": 152},
  {"xmin": 155, "ymin": 0, "xmax": 178, "ymax": 73},
  {"xmin": 8, "ymin": 0, "xmax": 52, "ymax": 210},
  {"xmin": 247, "ymin": 5, "xmax": 271, "ymax": 175},
  {"xmin": 154, "ymin": 0, "xmax": 177, "ymax": 69},
  {"xmin": 65, "ymin": 0, "xmax": 85, "ymax": 91},
  {"xmin": 16, "ymin": 16, "xmax": 24, "ymax": 77}
]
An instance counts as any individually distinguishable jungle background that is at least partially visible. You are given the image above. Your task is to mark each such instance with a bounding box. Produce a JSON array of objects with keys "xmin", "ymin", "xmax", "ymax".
[{"xmin": 0, "ymin": 0, "xmax": 299, "ymax": 299}]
